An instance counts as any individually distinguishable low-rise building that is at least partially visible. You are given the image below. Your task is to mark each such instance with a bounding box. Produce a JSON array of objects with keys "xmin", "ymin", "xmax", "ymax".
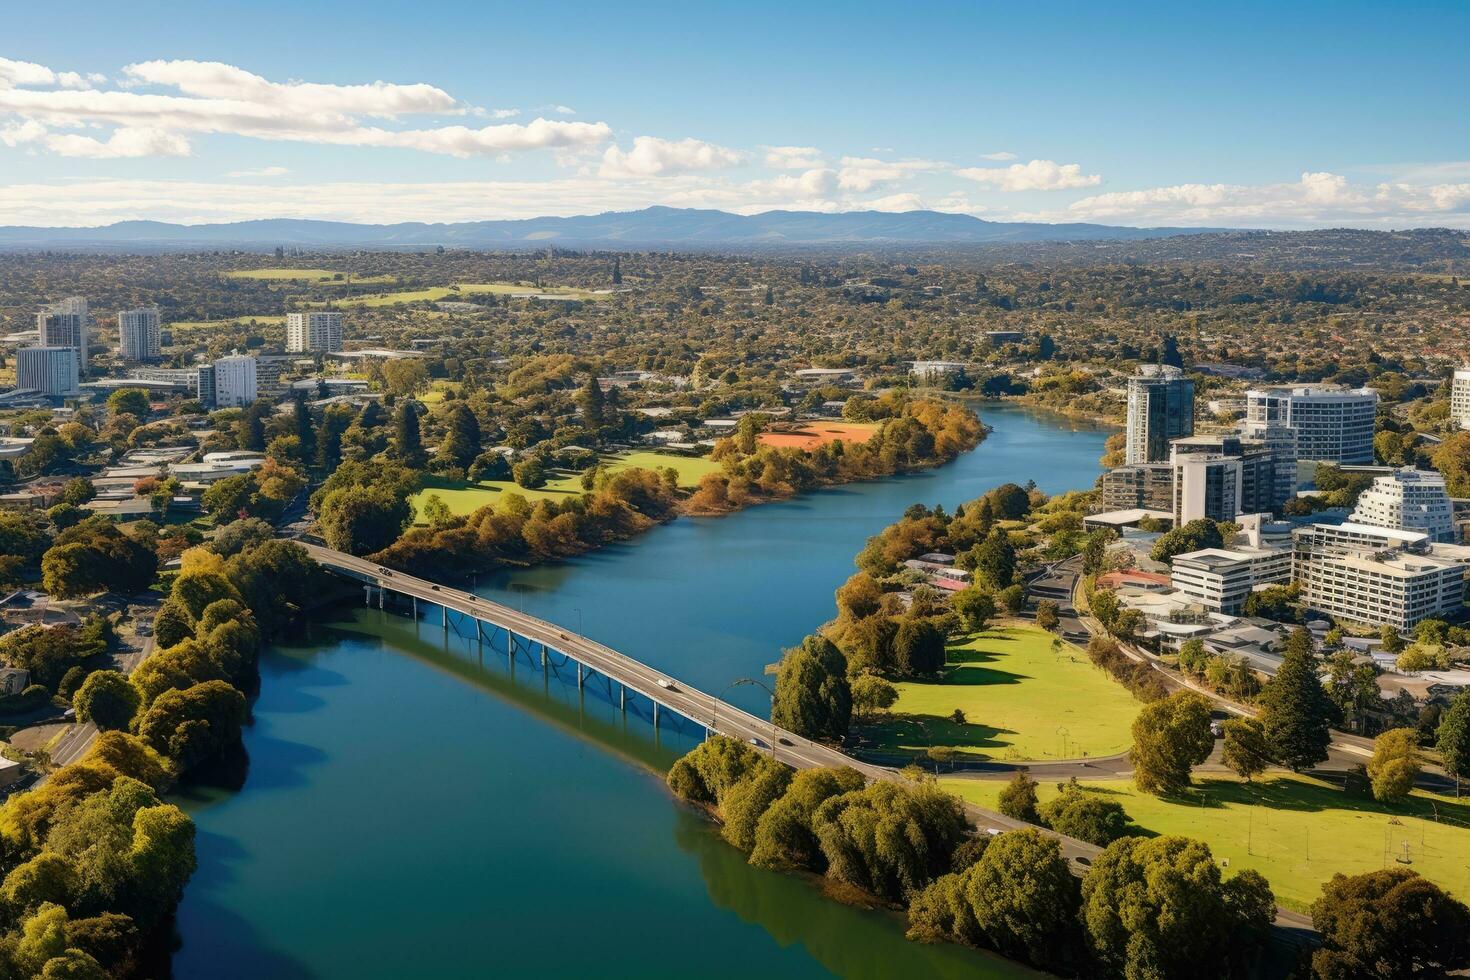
[
  {"xmin": 1169, "ymin": 546, "xmax": 1293, "ymax": 615},
  {"xmin": 1293, "ymin": 522, "xmax": 1465, "ymax": 629}
]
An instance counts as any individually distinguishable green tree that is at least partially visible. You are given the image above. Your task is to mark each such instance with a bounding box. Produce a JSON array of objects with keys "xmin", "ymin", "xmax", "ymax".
[
  {"xmin": 1177, "ymin": 637, "xmax": 1209, "ymax": 674},
  {"xmin": 951, "ymin": 586, "xmax": 996, "ymax": 632},
  {"xmin": 961, "ymin": 829, "xmax": 1082, "ymax": 972},
  {"xmin": 996, "ymin": 770, "xmax": 1040, "ymax": 823},
  {"xmin": 0, "ymin": 853, "xmax": 77, "ymax": 917},
  {"xmin": 967, "ymin": 527, "xmax": 1016, "ymax": 588},
  {"xmin": 435, "ymin": 403, "xmax": 481, "ymax": 470},
  {"xmin": 317, "ymin": 485, "xmax": 411, "ymax": 556},
  {"xmin": 1038, "ymin": 784, "xmax": 1132, "ymax": 845},
  {"xmin": 771, "ymin": 635, "xmax": 851, "ymax": 740},
  {"xmin": 1081, "ymin": 835, "xmax": 1274, "ymax": 979},
  {"xmin": 1437, "ymin": 690, "xmax": 1470, "ymax": 793},
  {"xmin": 1311, "ymin": 869, "xmax": 1470, "ymax": 979},
  {"xmin": 72, "ymin": 671, "xmax": 140, "ymax": 732},
  {"xmin": 1131, "ymin": 691, "xmax": 1214, "ymax": 795},
  {"xmin": 1149, "ymin": 518, "xmax": 1225, "ymax": 563},
  {"xmin": 201, "ymin": 474, "xmax": 253, "ymax": 520},
  {"xmin": 849, "ymin": 674, "xmax": 898, "ymax": 719},
  {"xmin": 512, "ymin": 455, "xmax": 548, "ymax": 489},
  {"xmin": 60, "ymin": 477, "xmax": 95, "ymax": 506},
  {"xmin": 892, "ymin": 617, "xmax": 946, "ymax": 676},
  {"xmin": 1259, "ymin": 628, "xmax": 1334, "ymax": 771},
  {"xmin": 1221, "ymin": 717, "xmax": 1271, "ymax": 782},
  {"xmin": 106, "ymin": 388, "xmax": 151, "ymax": 419},
  {"xmin": 137, "ymin": 680, "xmax": 247, "ymax": 772},
  {"xmin": 1034, "ymin": 599, "xmax": 1060, "ymax": 631},
  {"xmin": 315, "ymin": 403, "xmax": 355, "ymax": 471},
  {"xmin": 812, "ymin": 779, "xmax": 967, "ymax": 903},
  {"xmin": 578, "ymin": 374, "xmax": 606, "ymax": 428},
  {"xmin": 749, "ymin": 766, "xmax": 865, "ymax": 871},
  {"xmin": 391, "ymin": 400, "xmax": 427, "ymax": 468},
  {"xmin": 1367, "ymin": 727, "xmax": 1422, "ymax": 804}
]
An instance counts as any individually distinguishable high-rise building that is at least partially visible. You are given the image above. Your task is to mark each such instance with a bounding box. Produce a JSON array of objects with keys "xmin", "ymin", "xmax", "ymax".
[
  {"xmin": 1453, "ymin": 366, "xmax": 1470, "ymax": 431},
  {"xmin": 1244, "ymin": 385, "xmax": 1377, "ymax": 464},
  {"xmin": 1292, "ymin": 522, "xmax": 1464, "ymax": 629},
  {"xmin": 16, "ymin": 347, "xmax": 80, "ymax": 397},
  {"xmin": 213, "ymin": 355, "xmax": 258, "ymax": 408},
  {"xmin": 41, "ymin": 297, "xmax": 90, "ymax": 365},
  {"xmin": 1098, "ymin": 463, "xmax": 1175, "ymax": 513},
  {"xmin": 118, "ymin": 308, "xmax": 162, "ymax": 361},
  {"xmin": 1169, "ymin": 434, "xmax": 1289, "ymax": 523},
  {"xmin": 1348, "ymin": 468, "xmax": 1457, "ymax": 544},
  {"xmin": 1125, "ymin": 364, "xmax": 1194, "ymax": 464},
  {"xmin": 286, "ymin": 312, "xmax": 343, "ymax": 353}
]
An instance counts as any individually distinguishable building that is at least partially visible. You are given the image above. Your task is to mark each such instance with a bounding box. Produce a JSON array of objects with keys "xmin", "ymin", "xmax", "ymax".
[
  {"xmin": 36, "ymin": 310, "xmax": 87, "ymax": 367},
  {"xmin": 1170, "ymin": 546, "xmax": 1293, "ymax": 614},
  {"xmin": 1125, "ymin": 364, "xmax": 1194, "ymax": 465},
  {"xmin": 1172, "ymin": 452, "xmax": 1241, "ymax": 524},
  {"xmin": 15, "ymin": 347, "xmax": 80, "ymax": 396},
  {"xmin": 118, "ymin": 308, "xmax": 162, "ymax": 361},
  {"xmin": 1244, "ymin": 385, "xmax": 1377, "ymax": 464},
  {"xmin": 254, "ymin": 354, "xmax": 295, "ymax": 399},
  {"xmin": 909, "ymin": 360, "xmax": 967, "ymax": 381},
  {"xmin": 984, "ymin": 330, "xmax": 1024, "ymax": 344},
  {"xmin": 128, "ymin": 365, "xmax": 217, "ymax": 408},
  {"xmin": 1293, "ymin": 522, "xmax": 1465, "ymax": 629},
  {"xmin": 1170, "ymin": 434, "xmax": 1291, "ymax": 520},
  {"xmin": 1349, "ymin": 468, "xmax": 1457, "ymax": 544},
  {"xmin": 1098, "ymin": 463, "xmax": 1174, "ymax": 513},
  {"xmin": 213, "ymin": 355, "xmax": 257, "ymax": 409},
  {"xmin": 285, "ymin": 312, "xmax": 343, "ymax": 353},
  {"xmin": 1453, "ymin": 366, "xmax": 1470, "ymax": 431}
]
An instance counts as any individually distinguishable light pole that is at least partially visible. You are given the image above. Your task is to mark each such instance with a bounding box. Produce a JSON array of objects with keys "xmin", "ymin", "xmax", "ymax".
[{"xmin": 730, "ymin": 677, "xmax": 778, "ymax": 761}]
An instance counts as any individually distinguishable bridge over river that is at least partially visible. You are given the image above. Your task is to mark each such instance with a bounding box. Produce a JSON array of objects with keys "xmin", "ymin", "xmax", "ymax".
[{"xmin": 300, "ymin": 542, "xmax": 1102, "ymax": 864}]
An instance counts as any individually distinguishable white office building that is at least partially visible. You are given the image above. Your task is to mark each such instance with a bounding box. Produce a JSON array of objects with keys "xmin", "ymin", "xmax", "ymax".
[
  {"xmin": 1126, "ymin": 364, "xmax": 1194, "ymax": 464},
  {"xmin": 1170, "ymin": 546, "xmax": 1293, "ymax": 614},
  {"xmin": 1244, "ymin": 385, "xmax": 1377, "ymax": 464},
  {"xmin": 286, "ymin": 312, "xmax": 343, "ymax": 353},
  {"xmin": 1453, "ymin": 366, "xmax": 1470, "ymax": 431},
  {"xmin": 1292, "ymin": 521, "xmax": 1465, "ymax": 629},
  {"xmin": 1349, "ymin": 468, "xmax": 1457, "ymax": 544},
  {"xmin": 16, "ymin": 346, "xmax": 80, "ymax": 397},
  {"xmin": 118, "ymin": 308, "xmax": 162, "ymax": 361},
  {"xmin": 213, "ymin": 355, "xmax": 258, "ymax": 409}
]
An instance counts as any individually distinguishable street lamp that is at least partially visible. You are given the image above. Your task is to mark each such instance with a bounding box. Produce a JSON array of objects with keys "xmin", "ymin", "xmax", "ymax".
[{"xmin": 727, "ymin": 677, "xmax": 779, "ymax": 761}]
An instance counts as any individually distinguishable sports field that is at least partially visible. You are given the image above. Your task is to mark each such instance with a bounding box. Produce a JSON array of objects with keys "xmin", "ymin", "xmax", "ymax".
[
  {"xmin": 859, "ymin": 624, "xmax": 1138, "ymax": 761},
  {"xmin": 408, "ymin": 451, "xmax": 718, "ymax": 522},
  {"xmin": 756, "ymin": 421, "xmax": 878, "ymax": 450},
  {"xmin": 943, "ymin": 773, "xmax": 1470, "ymax": 911}
]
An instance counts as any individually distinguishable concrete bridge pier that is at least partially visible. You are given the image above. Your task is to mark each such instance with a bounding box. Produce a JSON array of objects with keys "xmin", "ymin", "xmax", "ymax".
[
  {"xmin": 619, "ymin": 684, "xmax": 626, "ymax": 712},
  {"xmin": 576, "ymin": 662, "xmax": 584, "ymax": 689}
]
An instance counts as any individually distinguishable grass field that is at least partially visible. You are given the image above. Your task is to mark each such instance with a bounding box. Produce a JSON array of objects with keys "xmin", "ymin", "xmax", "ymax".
[
  {"xmin": 942, "ymin": 773, "xmax": 1470, "ymax": 911},
  {"xmin": 327, "ymin": 282, "xmax": 612, "ymax": 307},
  {"xmin": 226, "ymin": 268, "xmax": 395, "ymax": 284},
  {"xmin": 170, "ymin": 315, "xmax": 286, "ymax": 331},
  {"xmin": 407, "ymin": 450, "xmax": 719, "ymax": 522},
  {"xmin": 858, "ymin": 625, "xmax": 1139, "ymax": 761},
  {"xmin": 757, "ymin": 421, "xmax": 879, "ymax": 450}
]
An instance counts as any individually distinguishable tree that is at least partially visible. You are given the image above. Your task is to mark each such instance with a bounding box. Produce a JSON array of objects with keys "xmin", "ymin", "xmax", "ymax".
[
  {"xmin": 435, "ymin": 403, "xmax": 481, "ymax": 470},
  {"xmin": 419, "ymin": 494, "xmax": 452, "ymax": 529},
  {"xmin": 60, "ymin": 477, "xmax": 95, "ymax": 506},
  {"xmin": 391, "ymin": 400, "xmax": 427, "ymax": 467},
  {"xmin": 201, "ymin": 474, "xmax": 253, "ymax": 519},
  {"xmin": 771, "ymin": 635, "xmax": 851, "ymax": 740},
  {"xmin": 960, "ymin": 829, "xmax": 1082, "ymax": 971},
  {"xmin": 1311, "ymin": 869, "xmax": 1470, "ymax": 979},
  {"xmin": 315, "ymin": 403, "xmax": 354, "ymax": 471},
  {"xmin": 749, "ymin": 766, "xmax": 865, "ymax": 872},
  {"xmin": 1034, "ymin": 599, "xmax": 1059, "ymax": 631},
  {"xmin": 1038, "ymin": 785, "xmax": 1132, "ymax": 845},
  {"xmin": 967, "ymin": 527, "xmax": 1016, "ymax": 588},
  {"xmin": 951, "ymin": 586, "xmax": 995, "ymax": 632},
  {"xmin": 1259, "ymin": 628, "xmax": 1333, "ymax": 771},
  {"xmin": 317, "ymin": 485, "xmax": 410, "ymax": 556},
  {"xmin": 106, "ymin": 388, "xmax": 151, "ymax": 419},
  {"xmin": 1430, "ymin": 431, "xmax": 1470, "ymax": 498},
  {"xmin": 381, "ymin": 359, "xmax": 429, "ymax": 398},
  {"xmin": 1149, "ymin": 518, "xmax": 1225, "ymax": 563},
  {"xmin": 1081, "ymin": 835, "xmax": 1274, "ymax": 979},
  {"xmin": 849, "ymin": 674, "xmax": 898, "ymax": 719},
  {"xmin": 1221, "ymin": 717, "xmax": 1271, "ymax": 782},
  {"xmin": 137, "ymin": 680, "xmax": 247, "ymax": 772},
  {"xmin": 577, "ymin": 375, "xmax": 606, "ymax": 428},
  {"xmin": 892, "ymin": 617, "xmax": 946, "ymax": 676},
  {"xmin": 996, "ymin": 770, "xmax": 1040, "ymax": 823},
  {"xmin": 1131, "ymin": 691, "xmax": 1214, "ymax": 795},
  {"xmin": 1177, "ymin": 637, "xmax": 1209, "ymax": 674},
  {"xmin": 812, "ymin": 779, "xmax": 967, "ymax": 903},
  {"xmin": 1437, "ymin": 690, "xmax": 1470, "ymax": 793},
  {"xmin": 1367, "ymin": 728, "xmax": 1422, "ymax": 804},
  {"xmin": 512, "ymin": 455, "xmax": 547, "ymax": 489},
  {"xmin": 73, "ymin": 671, "xmax": 140, "ymax": 732}
]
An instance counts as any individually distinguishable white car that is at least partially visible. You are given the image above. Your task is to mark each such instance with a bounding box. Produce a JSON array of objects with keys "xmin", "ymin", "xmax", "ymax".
[{"xmin": 656, "ymin": 678, "xmax": 674, "ymax": 690}]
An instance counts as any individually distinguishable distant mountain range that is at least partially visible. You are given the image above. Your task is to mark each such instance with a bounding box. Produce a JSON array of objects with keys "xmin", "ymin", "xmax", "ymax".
[{"xmin": 0, "ymin": 206, "xmax": 1224, "ymax": 251}]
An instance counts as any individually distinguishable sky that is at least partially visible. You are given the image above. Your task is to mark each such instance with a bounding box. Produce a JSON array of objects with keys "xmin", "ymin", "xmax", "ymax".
[{"xmin": 2, "ymin": 0, "xmax": 1468, "ymax": 229}]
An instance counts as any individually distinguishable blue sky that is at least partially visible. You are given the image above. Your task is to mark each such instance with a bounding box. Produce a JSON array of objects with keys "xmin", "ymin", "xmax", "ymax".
[{"xmin": 2, "ymin": 0, "xmax": 1467, "ymax": 228}]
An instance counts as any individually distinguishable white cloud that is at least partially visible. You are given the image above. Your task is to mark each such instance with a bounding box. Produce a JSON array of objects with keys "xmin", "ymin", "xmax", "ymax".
[
  {"xmin": 474, "ymin": 107, "xmax": 520, "ymax": 119},
  {"xmin": 226, "ymin": 165, "xmax": 290, "ymax": 177},
  {"xmin": 543, "ymin": 104, "xmax": 576, "ymax": 116},
  {"xmin": 600, "ymin": 136, "xmax": 744, "ymax": 178},
  {"xmin": 836, "ymin": 156, "xmax": 944, "ymax": 192},
  {"xmin": 0, "ymin": 56, "xmax": 612, "ymax": 159},
  {"xmin": 980, "ymin": 151, "xmax": 1017, "ymax": 161},
  {"xmin": 763, "ymin": 145, "xmax": 824, "ymax": 169},
  {"xmin": 954, "ymin": 158, "xmax": 1101, "ymax": 191}
]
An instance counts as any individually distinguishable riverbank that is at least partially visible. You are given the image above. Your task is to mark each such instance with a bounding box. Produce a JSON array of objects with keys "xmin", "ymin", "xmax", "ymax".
[{"xmin": 171, "ymin": 404, "xmax": 1113, "ymax": 978}]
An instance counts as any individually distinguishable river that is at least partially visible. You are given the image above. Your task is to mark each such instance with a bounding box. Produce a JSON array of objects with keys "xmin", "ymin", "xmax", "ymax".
[{"xmin": 172, "ymin": 403, "xmax": 1113, "ymax": 979}]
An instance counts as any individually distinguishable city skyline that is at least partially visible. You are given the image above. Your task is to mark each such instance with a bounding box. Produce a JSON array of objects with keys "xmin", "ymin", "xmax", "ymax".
[{"xmin": 2, "ymin": 0, "xmax": 1469, "ymax": 229}]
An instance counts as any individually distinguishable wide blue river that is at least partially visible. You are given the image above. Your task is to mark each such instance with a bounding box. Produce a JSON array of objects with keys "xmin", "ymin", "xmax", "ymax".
[{"xmin": 172, "ymin": 403, "xmax": 1112, "ymax": 978}]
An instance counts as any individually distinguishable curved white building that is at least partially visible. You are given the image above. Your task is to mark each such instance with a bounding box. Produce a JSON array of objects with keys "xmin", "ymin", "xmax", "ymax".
[{"xmin": 1349, "ymin": 467, "xmax": 1456, "ymax": 544}]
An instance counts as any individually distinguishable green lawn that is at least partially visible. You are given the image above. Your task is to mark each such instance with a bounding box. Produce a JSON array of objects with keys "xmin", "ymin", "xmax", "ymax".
[
  {"xmin": 860, "ymin": 625, "xmax": 1138, "ymax": 762},
  {"xmin": 170, "ymin": 314, "xmax": 285, "ymax": 331},
  {"xmin": 225, "ymin": 268, "xmax": 395, "ymax": 284},
  {"xmin": 327, "ymin": 282, "xmax": 611, "ymax": 307},
  {"xmin": 942, "ymin": 773, "xmax": 1470, "ymax": 912},
  {"xmin": 408, "ymin": 451, "xmax": 718, "ymax": 522}
]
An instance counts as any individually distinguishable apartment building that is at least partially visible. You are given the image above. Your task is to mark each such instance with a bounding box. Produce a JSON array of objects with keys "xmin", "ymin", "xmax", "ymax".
[
  {"xmin": 1098, "ymin": 463, "xmax": 1174, "ymax": 513},
  {"xmin": 1170, "ymin": 546, "xmax": 1293, "ymax": 615},
  {"xmin": 213, "ymin": 355, "xmax": 258, "ymax": 409},
  {"xmin": 285, "ymin": 312, "xmax": 343, "ymax": 353},
  {"xmin": 1125, "ymin": 364, "xmax": 1194, "ymax": 464},
  {"xmin": 1349, "ymin": 468, "xmax": 1457, "ymax": 544},
  {"xmin": 15, "ymin": 347, "xmax": 80, "ymax": 397},
  {"xmin": 1453, "ymin": 366, "xmax": 1470, "ymax": 431},
  {"xmin": 1244, "ymin": 385, "xmax": 1377, "ymax": 464},
  {"xmin": 118, "ymin": 308, "xmax": 162, "ymax": 361},
  {"xmin": 1292, "ymin": 521, "xmax": 1464, "ymax": 628}
]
